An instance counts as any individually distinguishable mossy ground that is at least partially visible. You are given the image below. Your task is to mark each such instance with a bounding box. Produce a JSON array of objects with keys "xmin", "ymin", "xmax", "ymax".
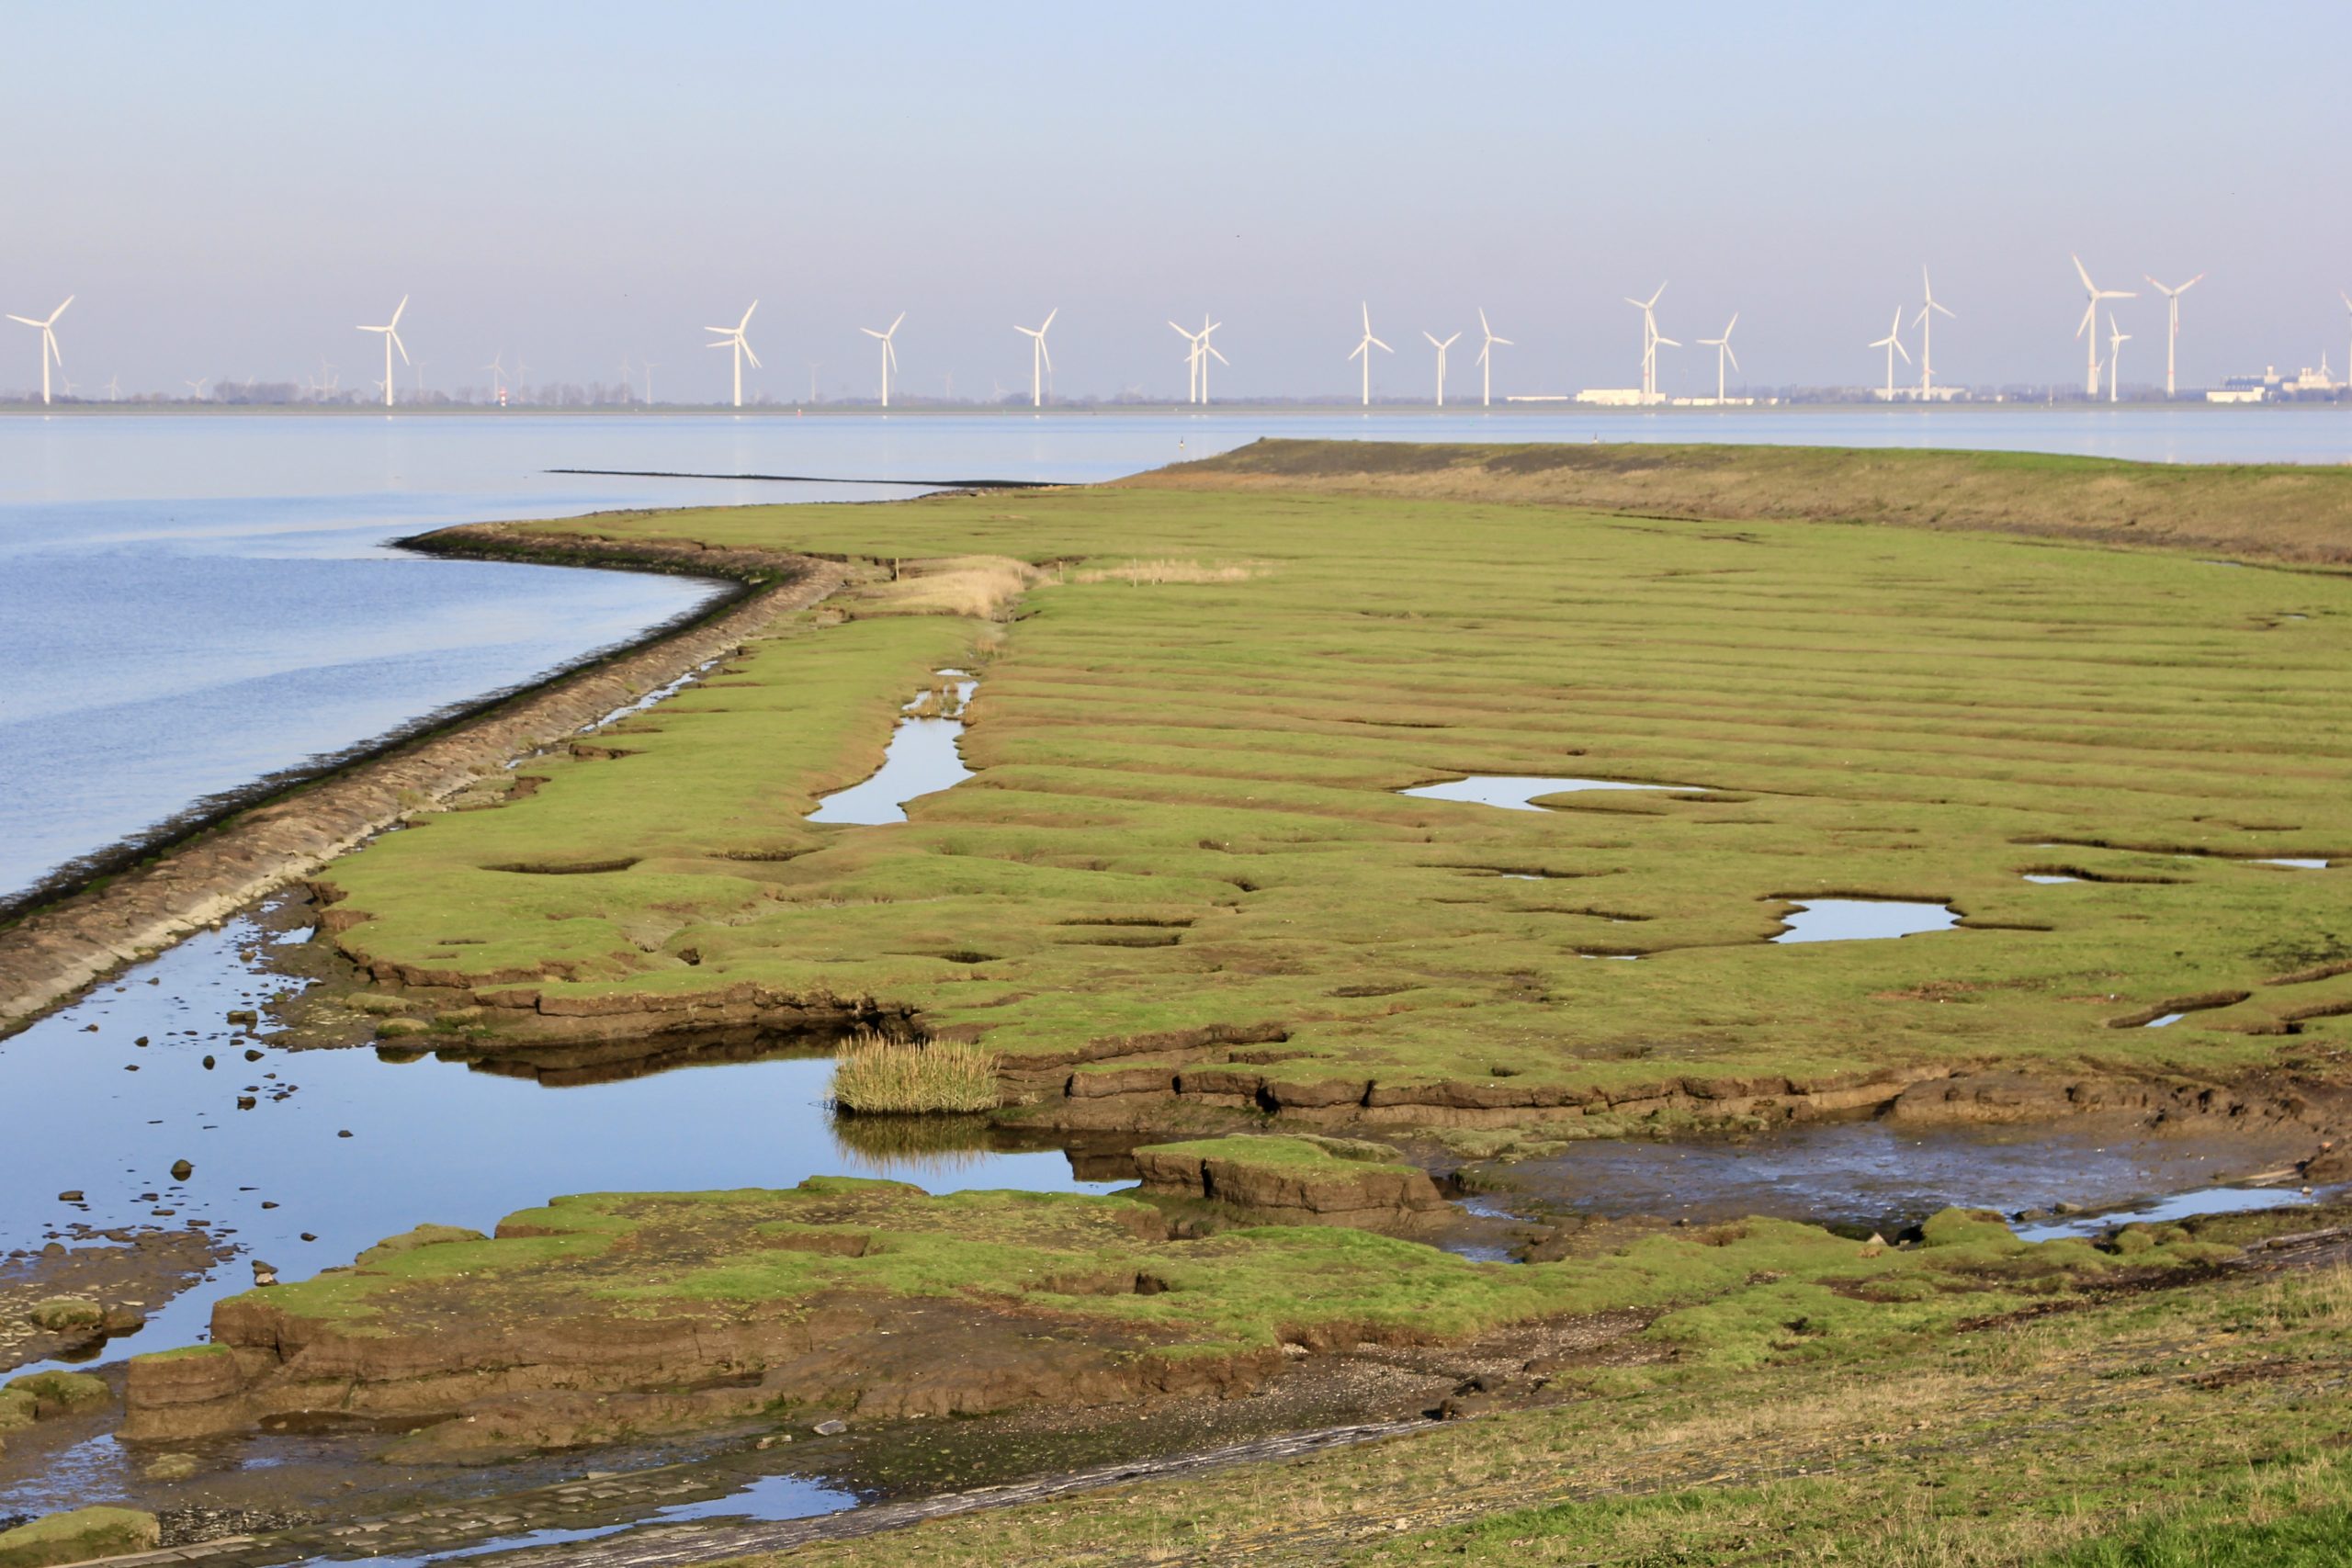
[
  {"xmin": 717, "ymin": 1214, "xmax": 2352, "ymax": 1566},
  {"xmin": 317, "ymin": 446, "xmax": 2352, "ymax": 1111}
]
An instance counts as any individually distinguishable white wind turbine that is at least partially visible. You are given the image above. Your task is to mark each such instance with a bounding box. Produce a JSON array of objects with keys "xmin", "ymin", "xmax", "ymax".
[
  {"xmin": 2071, "ymin": 255, "xmax": 2135, "ymax": 398},
  {"xmin": 1193, "ymin": 316, "xmax": 1227, "ymax": 402},
  {"xmin": 1475, "ymin": 308, "xmax": 1510, "ymax": 408},
  {"xmin": 6, "ymin": 296, "xmax": 73, "ymax": 405},
  {"xmin": 184, "ymin": 378, "xmax": 210, "ymax": 401},
  {"xmin": 1915, "ymin": 267, "xmax": 1954, "ymax": 399},
  {"xmin": 2143, "ymin": 273, "xmax": 2206, "ymax": 397},
  {"xmin": 1423, "ymin": 330, "xmax": 1461, "ymax": 407},
  {"xmin": 862, "ymin": 311, "xmax": 905, "ymax": 407},
  {"xmin": 1169, "ymin": 320, "xmax": 1204, "ymax": 403},
  {"xmin": 356, "ymin": 295, "xmax": 409, "ymax": 409},
  {"xmin": 480, "ymin": 353, "xmax": 507, "ymax": 400},
  {"xmin": 1624, "ymin": 285, "xmax": 1676, "ymax": 401},
  {"xmin": 1015, "ymin": 308, "xmax": 1057, "ymax": 408},
  {"xmin": 101, "ymin": 373, "xmax": 120, "ymax": 401},
  {"xmin": 1869, "ymin": 308, "xmax": 1910, "ymax": 400},
  {"xmin": 2106, "ymin": 312, "xmax": 2131, "ymax": 403},
  {"xmin": 706, "ymin": 300, "xmax": 759, "ymax": 408},
  {"xmin": 1349, "ymin": 303, "xmax": 1392, "ymax": 407},
  {"xmin": 1697, "ymin": 313, "xmax": 1739, "ymax": 401}
]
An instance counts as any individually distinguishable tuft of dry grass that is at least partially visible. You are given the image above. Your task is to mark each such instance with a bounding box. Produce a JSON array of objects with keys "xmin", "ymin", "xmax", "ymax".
[
  {"xmin": 1068, "ymin": 558, "xmax": 1263, "ymax": 585},
  {"xmin": 829, "ymin": 1029, "xmax": 1002, "ymax": 1113},
  {"xmin": 856, "ymin": 556, "xmax": 1039, "ymax": 619}
]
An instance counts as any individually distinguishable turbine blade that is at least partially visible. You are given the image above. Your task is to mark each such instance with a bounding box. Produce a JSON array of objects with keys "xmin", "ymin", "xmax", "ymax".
[
  {"xmin": 1894, "ymin": 339, "xmax": 1909, "ymax": 363},
  {"xmin": 889, "ymin": 311, "xmax": 906, "ymax": 333},
  {"xmin": 1425, "ymin": 332, "xmax": 1441, "ymax": 347},
  {"xmin": 391, "ymin": 331, "xmax": 409, "ymax": 365},
  {"xmin": 1208, "ymin": 344, "xmax": 1229, "ymax": 366},
  {"xmin": 1370, "ymin": 335, "xmax": 1391, "ymax": 353},
  {"xmin": 1040, "ymin": 340, "xmax": 1053, "ymax": 372},
  {"xmin": 1042, "ymin": 307, "xmax": 1057, "ymax": 331},
  {"xmin": 49, "ymin": 296, "xmax": 74, "ymax": 324},
  {"xmin": 862, "ymin": 328, "xmax": 885, "ymax": 339},
  {"xmin": 389, "ymin": 295, "xmax": 407, "ymax": 329},
  {"xmin": 1493, "ymin": 334, "xmax": 1512, "ymax": 346},
  {"xmin": 1350, "ymin": 341, "xmax": 1365, "ymax": 362},
  {"xmin": 2076, "ymin": 301, "xmax": 2097, "ymax": 338},
  {"xmin": 1478, "ymin": 307, "xmax": 1491, "ymax": 334},
  {"xmin": 1724, "ymin": 344, "xmax": 1740, "ymax": 372},
  {"xmin": 4, "ymin": 316, "xmax": 38, "ymax": 327},
  {"xmin": 743, "ymin": 344, "xmax": 762, "ymax": 369},
  {"xmin": 2072, "ymin": 254, "xmax": 2095, "ymax": 292},
  {"xmin": 740, "ymin": 300, "xmax": 759, "ymax": 330}
]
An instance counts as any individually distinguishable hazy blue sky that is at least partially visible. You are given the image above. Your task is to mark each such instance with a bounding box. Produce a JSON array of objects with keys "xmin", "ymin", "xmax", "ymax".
[{"xmin": 6, "ymin": 1, "xmax": 2347, "ymax": 400}]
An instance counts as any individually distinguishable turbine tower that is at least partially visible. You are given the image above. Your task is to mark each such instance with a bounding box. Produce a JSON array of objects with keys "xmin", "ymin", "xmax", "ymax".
[
  {"xmin": 2143, "ymin": 273, "xmax": 2206, "ymax": 397},
  {"xmin": 1915, "ymin": 267, "xmax": 1954, "ymax": 400},
  {"xmin": 1349, "ymin": 303, "xmax": 1392, "ymax": 407},
  {"xmin": 706, "ymin": 301, "xmax": 759, "ymax": 409},
  {"xmin": 1624, "ymin": 285, "xmax": 1675, "ymax": 401},
  {"xmin": 2106, "ymin": 312, "xmax": 2131, "ymax": 403},
  {"xmin": 2071, "ymin": 255, "xmax": 2135, "ymax": 399},
  {"xmin": 1015, "ymin": 308, "xmax": 1057, "ymax": 408},
  {"xmin": 862, "ymin": 311, "xmax": 905, "ymax": 408},
  {"xmin": 356, "ymin": 295, "xmax": 409, "ymax": 409},
  {"xmin": 1169, "ymin": 320, "xmax": 1204, "ymax": 402},
  {"xmin": 1475, "ymin": 308, "xmax": 1510, "ymax": 408},
  {"xmin": 1193, "ymin": 316, "xmax": 1227, "ymax": 402},
  {"xmin": 6, "ymin": 296, "xmax": 73, "ymax": 406},
  {"xmin": 1869, "ymin": 309, "xmax": 1910, "ymax": 400},
  {"xmin": 1697, "ymin": 313, "xmax": 1739, "ymax": 401},
  {"xmin": 1423, "ymin": 330, "xmax": 1460, "ymax": 407}
]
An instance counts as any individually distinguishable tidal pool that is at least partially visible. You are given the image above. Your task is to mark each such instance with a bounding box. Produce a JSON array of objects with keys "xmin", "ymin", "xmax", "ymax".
[
  {"xmin": 0, "ymin": 908, "xmax": 1119, "ymax": 1393},
  {"xmin": 1772, "ymin": 899, "xmax": 1959, "ymax": 943},
  {"xmin": 1399, "ymin": 775, "xmax": 1687, "ymax": 811},
  {"xmin": 1469, "ymin": 1119, "xmax": 2322, "ymax": 1240},
  {"xmin": 2255, "ymin": 858, "xmax": 2330, "ymax": 870},
  {"xmin": 2022, "ymin": 874, "xmax": 2080, "ymax": 885},
  {"xmin": 806, "ymin": 671, "xmax": 978, "ymax": 826}
]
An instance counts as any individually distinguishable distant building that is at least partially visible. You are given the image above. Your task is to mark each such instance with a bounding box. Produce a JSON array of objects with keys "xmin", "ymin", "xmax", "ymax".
[{"xmin": 1574, "ymin": 388, "xmax": 1651, "ymax": 406}]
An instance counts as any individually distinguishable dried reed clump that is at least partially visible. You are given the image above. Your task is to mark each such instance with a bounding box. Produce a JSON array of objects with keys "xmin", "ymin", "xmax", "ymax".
[
  {"xmin": 829, "ymin": 1029, "xmax": 1002, "ymax": 1113},
  {"xmin": 857, "ymin": 556, "xmax": 1040, "ymax": 619},
  {"xmin": 1069, "ymin": 558, "xmax": 1264, "ymax": 586}
]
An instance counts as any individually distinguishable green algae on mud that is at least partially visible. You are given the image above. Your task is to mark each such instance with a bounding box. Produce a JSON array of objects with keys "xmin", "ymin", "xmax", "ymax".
[
  {"xmin": 120, "ymin": 1176, "xmax": 2236, "ymax": 1457},
  {"xmin": 306, "ymin": 444, "xmax": 2352, "ymax": 1152}
]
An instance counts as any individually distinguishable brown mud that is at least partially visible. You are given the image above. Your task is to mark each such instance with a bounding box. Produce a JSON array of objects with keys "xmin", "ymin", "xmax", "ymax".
[{"xmin": 1, "ymin": 1229, "xmax": 231, "ymax": 1375}]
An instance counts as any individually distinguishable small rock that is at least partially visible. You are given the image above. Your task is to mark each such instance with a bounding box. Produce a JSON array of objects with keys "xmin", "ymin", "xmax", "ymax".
[
  {"xmin": 812, "ymin": 1419, "xmax": 847, "ymax": 1436},
  {"xmin": 144, "ymin": 1451, "xmax": 201, "ymax": 1482},
  {"xmin": 226, "ymin": 1010, "xmax": 257, "ymax": 1026},
  {"xmin": 201, "ymin": 1055, "xmax": 215, "ymax": 1070},
  {"xmin": 300, "ymin": 1233, "xmax": 316, "ymax": 1242},
  {"xmin": 260, "ymin": 1201, "xmax": 279, "ymax": 1210},
  {"xmin": 252, "ymin": 1262, "xmax": 278, "ymax": 1287},
  {"xmin": 337, "ymin": 1130, "xmax": 354, "ymax": 1139},
  {"xmin": 170, "ymin": 1160, "xmax": 194, "ymax": 1182},
  {"xmin": 244, "ymin": 1048, "xmax": 264, "ymax": 1061},
  {"xmin": 55, "ymin": 1191, "xmax": 83, "ymax": 1203},
  {"xmin": 236, "ymin": 1097, "xmax": 256, "ymax": 1110},
  {"xmin": 134, "ymin": 1037, "xmax": 149, "ymax": 1047}
]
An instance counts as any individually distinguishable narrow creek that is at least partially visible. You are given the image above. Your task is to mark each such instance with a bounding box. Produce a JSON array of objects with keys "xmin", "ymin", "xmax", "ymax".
[{"xmin": 806, "ymin": 670, "xmax": 978, "ymax": 825}]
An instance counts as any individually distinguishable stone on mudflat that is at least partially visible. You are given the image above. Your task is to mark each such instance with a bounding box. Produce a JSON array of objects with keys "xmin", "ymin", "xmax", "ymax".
[{"xmin": 0, "ymin": 1506, "xmax": 162, "ymax": 1568}]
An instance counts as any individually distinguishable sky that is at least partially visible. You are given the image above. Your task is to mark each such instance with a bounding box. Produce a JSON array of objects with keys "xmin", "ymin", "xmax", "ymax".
[{"xmin": 6, "ymin": 1, "xmax": 2349, "ymax": 402}]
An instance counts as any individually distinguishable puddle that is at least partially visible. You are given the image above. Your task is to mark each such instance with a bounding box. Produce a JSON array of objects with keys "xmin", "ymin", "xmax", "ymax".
[
  {"xmin": 0, "ymin": 907, "xmax": 1120, "ymax": 1399},
  {"xmin": 807, "ymin": 671, "xmax": 978, "ymax": 826},
  {"xmin": 1399, "ymin": 775, "xmax": 1687, "ymax": 812},
  {"xmin": 2255, "ymin": 858, "xmax": 2329, "ymax": 870},
  {"xmin": 2022, "ymin": 874, "xmax": 2080, "ymax": 885},
  {"xmin": 2011, "ymin": 1185, "xmax": 2322, "ymax": 1243},
  {"xmin": 300, "ymin": 1470, "xmax": 858, "ymax": 1568},
  {"xmin": 1772, "ymin": 899, "xmax": 1959, "ymax": 943},
  {"xmin": 2144, "ymin": 1012, "xmax": 2187, "ymax": 1029},
  {"xmin": 1469, "ymin": 1120, "xmax": 2319, "ymax": 1241}
]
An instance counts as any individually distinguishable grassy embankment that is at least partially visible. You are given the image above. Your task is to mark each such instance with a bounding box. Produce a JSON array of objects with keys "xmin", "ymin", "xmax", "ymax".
[
  {"xmin": 312, "ymin": 441, "xmax": 2352, "ymax": 1122},
  {"xmin": 716, "ymin": 1209, "xmax": 2352, "ymax": 1565}
]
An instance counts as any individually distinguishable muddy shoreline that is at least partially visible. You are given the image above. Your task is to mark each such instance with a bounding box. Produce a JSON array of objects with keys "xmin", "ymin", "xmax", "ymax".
[{"xmin": 0, "ymin": 532, "xmax": 848, "ymax": 1038}]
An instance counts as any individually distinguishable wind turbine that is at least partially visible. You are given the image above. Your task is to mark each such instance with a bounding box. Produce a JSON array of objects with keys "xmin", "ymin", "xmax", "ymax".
[
  {"xmin": 1015, "ymin": 308, "xmax": 1057, "ymax": 408},
  {"xmin": 1697, "ymin": 313, "xmax": 1739, "ymax": 401},
  {"xmin": 706, "ymin": 300, "xmax": 759, "ymax": 408},
  {"xmin": 184, "ymin": 378, "xmax": 210, "ymax": 401},
  {"xmin": 1475, "ymin": 308, "xmax": 1510, "ymax": 408},
  {"xmin": 641, "ymin": 361, "xmax": 656, "ymax": 404},
  {"xmin": 1349, "ymin": 303, "xmax": 1392, "ymax": 407},
  {"xmin": 356, "ymin": 295, "xmax": 409, "ymax": 409},
  {"xmin": 2071, "ymin": 255, "xmax": 2135, "ymax": 399},
  {"xmin": 1423, "ymin": 330, "xmax": 1461, "ymax": 407},
  {"xmin": 1869, "ymin": 309, "xmax": 1910, "ymax": 400},
  {"xmin": 1915, "ymin": 267, "xmax": 1954, "ymax": 399},
  {"xmin": 6, "ymin": 296, "xmax": 72, "ymax": 405},
  {"xmin": 100, "ymin": 373, "xmax": 120, "ymax": 401},
  {"xmin": 480, "ymin": 353, "xmax": 507, "ymax": 400},
  {"xmin": 2143, "ymin": 273, "xmax": 2206, "ymax": 397},
  {"xmin": 862, "ymin": 311, "xmax": 905, "ymax": 407},
  {"xmin": 1169, "ymin": 320, "xmax": 1202, "ymax": 402},
  {"xmin": 1193, "ymin": 316, "xmax": 1227, "ymax": 402},
  {"xmin": 2106, "ymin": 312, "xmax": 2131, "ymax": 403},
  {"xmin": 1624, "ymin": 285, "xmax": 1675, "ymax": 401}
]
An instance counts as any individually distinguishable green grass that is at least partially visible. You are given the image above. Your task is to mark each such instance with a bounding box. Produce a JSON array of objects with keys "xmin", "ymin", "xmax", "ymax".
[
  {"xmin": 721, "ymin": 1258, "xmax": 2352, "ymax": 1567},
  {"xmin": 829, "ymin": 1032, "xmax": 1002, "ymax": 1113},
  {"xmin": 314, "ymin": 446, "xmax": 2352, "ymax": 1118}
]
